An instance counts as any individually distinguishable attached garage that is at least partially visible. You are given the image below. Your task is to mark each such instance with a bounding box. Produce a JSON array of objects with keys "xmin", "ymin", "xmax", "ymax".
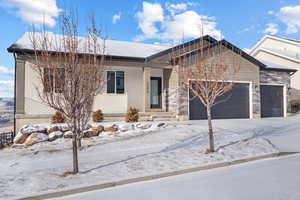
[
  {"xmin": 260, "ymin": 85, "xmax": 284, "ymax": 117},
  {"xmin": 189, "ymin": 82, "xmax": 250, "ymax": 120}
]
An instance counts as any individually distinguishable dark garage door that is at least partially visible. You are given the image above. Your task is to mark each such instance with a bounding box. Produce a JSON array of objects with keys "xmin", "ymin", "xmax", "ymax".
[
  {"xmin": 260, "ymin": 85, "xmax": 283, "ymax": 117},
  {"xmin": 189, "ymin": 83, "xmax": 250, "ymax": 120}
]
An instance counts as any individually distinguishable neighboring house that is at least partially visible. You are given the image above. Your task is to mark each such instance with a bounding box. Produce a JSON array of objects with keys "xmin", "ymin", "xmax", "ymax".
[
  {"xmin": 250, "ymin": 35, "xmax": 300, "ymax": 104},
  {"xmin": 8, "ymin": 33, "xmax": 296, "ymax": 131}
]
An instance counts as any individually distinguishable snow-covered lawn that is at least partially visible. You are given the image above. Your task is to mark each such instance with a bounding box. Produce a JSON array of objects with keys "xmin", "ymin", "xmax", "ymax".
[{"xmin": 1, "ymin": 118, "xmax": 299, "ymax": 200}]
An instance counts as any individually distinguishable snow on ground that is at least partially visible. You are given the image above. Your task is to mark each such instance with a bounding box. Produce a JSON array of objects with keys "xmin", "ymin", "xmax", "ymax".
[
  {"xmin": 52, "ymin": 154, "xmax": 300, "ymax": 200},
  {"xmin": 1, "ymin": 117, "xmax": 300, "ymax": 200}
]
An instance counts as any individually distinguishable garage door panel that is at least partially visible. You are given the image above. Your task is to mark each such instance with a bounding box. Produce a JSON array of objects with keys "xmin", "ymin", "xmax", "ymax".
[
  {"xmin": 260, "ymin": 85, "xmax": 283, "ymax": 117},
  {"xmin": 189, "ymin": 83, "xmax": 250, "ymax": 120}
]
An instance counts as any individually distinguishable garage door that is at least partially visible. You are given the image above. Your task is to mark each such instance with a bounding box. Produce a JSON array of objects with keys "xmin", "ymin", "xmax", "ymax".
[
  {"xmin": 260, "ymin": 85, "xmax": 283, "ymax": 117},
  {"xmin": 189, "ymin": 83, "xmax": 250, "ymax": 120}
]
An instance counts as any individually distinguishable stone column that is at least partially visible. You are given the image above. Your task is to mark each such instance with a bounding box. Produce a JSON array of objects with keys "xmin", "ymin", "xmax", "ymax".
[{"xmin": 143, "ymin": 67, "xmax": 151, "ymax": 112}]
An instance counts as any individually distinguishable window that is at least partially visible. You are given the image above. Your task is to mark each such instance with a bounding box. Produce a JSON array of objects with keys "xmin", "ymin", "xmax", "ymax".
[
  {"xmin": 43, "ymin": 68, "xmax": 53, "ymax": 93},
  {"xmin": 54, "ymin": 68, "xmax": 65, "ymax": 93},
  {"xmin": 107, "ymin": 71, "xmax": 124, "ymax": 94},
  {"xmin": 43, "ymin": 68, "xmax": 65, "ymax": 93}
]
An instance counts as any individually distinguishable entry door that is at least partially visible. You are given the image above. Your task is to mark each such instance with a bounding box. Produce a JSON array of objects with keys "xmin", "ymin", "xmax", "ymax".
[{"xmin": 150, "ymin": 77, "xmax": 162, "ymax": 109}]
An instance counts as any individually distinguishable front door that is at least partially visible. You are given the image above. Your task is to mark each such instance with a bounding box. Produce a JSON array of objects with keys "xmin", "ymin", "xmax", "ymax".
[{"xmin": 150, "ymin": 77, "xmax": 162, "ymax": 109}]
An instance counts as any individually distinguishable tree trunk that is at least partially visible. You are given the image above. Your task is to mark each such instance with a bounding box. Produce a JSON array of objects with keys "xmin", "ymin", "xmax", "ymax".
[
  {"xmin": 72, "ymin": 130, "xmax": 79, "ymax": 173},
  {"xmin": 206, "ymin": 105, "xmax": 215, "ymax": 152},
  {"xmin": 77, "ymin": 136, "xmax": 82, "ymax": 149}
]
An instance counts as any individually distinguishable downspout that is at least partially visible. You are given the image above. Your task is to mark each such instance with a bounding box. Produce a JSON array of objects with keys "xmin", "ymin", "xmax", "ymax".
[{"xmin": 13, "ymin": 52, "xmax": 17, "ymax": 136}]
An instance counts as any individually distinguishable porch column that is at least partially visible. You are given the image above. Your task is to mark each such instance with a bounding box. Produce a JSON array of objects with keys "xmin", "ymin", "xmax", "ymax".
[{"xmin": 143, "ymin": 67, "xmax": 151, "ymax": 112}]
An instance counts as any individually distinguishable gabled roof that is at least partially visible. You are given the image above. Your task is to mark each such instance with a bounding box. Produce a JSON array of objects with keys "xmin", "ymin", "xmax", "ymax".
[
  {"xmin": 8, "ymin": 32, "xmax": 294, "ymax": 73},
  {"xmin": 148, "ymin": 35, "xmax": 267, "ymax": 69},
  {"xmin": 250, "ymin": 35, "xmax": 300, "ymax": 56},
  {"xmin": 7, "ymin": 32, "xmax": 171, "ymax": 59}
]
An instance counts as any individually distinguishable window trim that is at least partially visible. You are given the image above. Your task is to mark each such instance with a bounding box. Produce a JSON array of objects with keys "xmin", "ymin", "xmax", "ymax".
[{"xmin": 106, "ymin": 70, "xmax": 125, "ymax": 94}]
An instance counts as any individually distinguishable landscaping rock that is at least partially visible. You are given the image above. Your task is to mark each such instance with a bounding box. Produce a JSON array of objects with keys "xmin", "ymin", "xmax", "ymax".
[
  {"xmin": 157, "ymin": 122, "xmax": 165, "ymax": 127},
  {"xmin": 119, "ymin": 124, "xmax": 134, "ymax": 132},
  {"xmin": 63, "ymin": 131, "xmax": 73, "ymax": 138},
  {"xmin": 104, "ymin": 125, "xmax": 118, "ymax": 132},
  {"xmin": 60, "ymin": 125, "xmax": 71, "ymax": 132},
  {"xmin": 20, "ymin": 125, "xmax": 47, "ymax": 135},
  {"xmin": 24, "ymin": 133, "xmax": 49, "ymax": 146},
  {"xmin": 91, "ymin": 125, "xmax": 104, "ymax": 132},
  {"xmin": 138, "ymin": 124, "xmax": 152, "ymax": 130},
  {"xmin": 13, "ymin": 132, "xmax": 29, "ymax": 144},
  {"xmin": 11, "ymin": 144, "xmax": 26, "ymax": 149},
  {"xmin": 83, "ymin": 129, "xmax": 99, "ymax": 138},
  {"xmin": 48, "ymin": 131, "xmax": 64, "ymax": 142},
  {"xmin": 47, "ymin": 126, "xmax": 60, "ymax": 134}
]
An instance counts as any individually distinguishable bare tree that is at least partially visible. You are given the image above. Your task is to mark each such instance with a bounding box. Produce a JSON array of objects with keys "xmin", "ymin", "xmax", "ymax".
[
  {"xmin": 30, "ymin": 12, "xmax": 106, "ymax": 173},
  {"xmin": 171, "ymin": 36, "xmax": 241, "ymax": 152}
]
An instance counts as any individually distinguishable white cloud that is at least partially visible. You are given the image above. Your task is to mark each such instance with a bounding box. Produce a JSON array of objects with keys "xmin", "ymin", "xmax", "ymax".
[
  {"xmin": 264, "ymin": 23, "xmax": 279, "ymax": 35},
  {"xmin": 267, "ymin": 10, "xmax": 274, "ymax": 15},
  {"xmin": 112, "ymin": 13, "xmax": 121, "ymax": 24},
  {"xmin": 278, "ymin": 5, "xmax": 300, "ymax": 34},
  {"xmin": 135, "ymin": 2, "xmax": 164, "ymax": 41},
  {"xmin": 2, "ymin": 0, "xmax": 61, "ymax": 27},
  {"xmin": 0, "ymin": 80, "xmax": 14, "ymax": 88},
  {"xmin": 0, "ymin": 66, "xmax": 14, "ymax": 75},
  {"xmin": 162, "ymin": 11, "xmax": 221, "ymax": 41},
  {"xmin": 135, "ymin": 1, "xmax": 221, "ymax": 42}
]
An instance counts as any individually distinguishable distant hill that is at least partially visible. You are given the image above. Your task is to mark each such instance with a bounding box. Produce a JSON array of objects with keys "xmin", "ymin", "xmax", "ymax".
[
  {"xmin": 0, "ymin": 98, "xmax": 14, "ymax": 129},
  {"xmin": 0, "ymin": 97, "xmax": 14, "ymax": 109}
]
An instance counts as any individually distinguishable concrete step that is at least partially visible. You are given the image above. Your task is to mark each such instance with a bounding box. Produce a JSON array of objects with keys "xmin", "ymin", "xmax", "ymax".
[
  {"xmin": 151, "ymin": 114, "xmax": 177, "ymax": 121},
  {"xmin": 152, "ymin": 117, "xmax": 177, "ymax": 121}
]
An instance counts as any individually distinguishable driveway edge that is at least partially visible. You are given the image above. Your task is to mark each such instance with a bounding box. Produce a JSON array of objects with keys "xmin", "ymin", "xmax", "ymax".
[{"xmin": 19, "ymin": 152, "xmax": 298, "ymax": 200}]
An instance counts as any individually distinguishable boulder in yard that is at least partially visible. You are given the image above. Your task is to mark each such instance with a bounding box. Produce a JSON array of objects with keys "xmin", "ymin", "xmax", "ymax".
[
  {"xmin": 47, "ymin": 126, "xmax": 60, "ymax": 134},
  {"xmin": 11, "ymin": 144, "xmax": 26, "ymax": 149},
  {"xmin": 83, "ymin": 129, "xmax": 99, "ymax": 138},
  {"xmin": 157, "ymin": 122, "xmax": 165, "ymax": 128},
  {"xmin": 63, "ymin": 131, "xmax": 73, "ymax": 138},
  {"xmin": 24, "ymin": 133, "xmax": 49, "ymax": 146},
  {"xmin": 20, "ymin": 125, "xmax": 47, "ymax": 135},
  {"xmin": 48, "ymin": 131, "xmax": 64, "ymax": 142},
  {"xmin": 137, "ymin": 124, "xmax": 152, "ymax": 130},
  {"xmin": 60, "ymin": 125, "xmax": 71, "ymax": 132},
  {"xmin": 119, "ymin": 124, "xmax": 135, "ymax": 132},
  {"xmin": 104, "ymin": 125, "xmax": 118, "ymax": 132},
  {"xmin": 91, "ymin": 125, "xmax": 104, "ymax": 132},
  {"xmin": 13, "ymin": 132, "xmax": 29, "ymax": 144}
]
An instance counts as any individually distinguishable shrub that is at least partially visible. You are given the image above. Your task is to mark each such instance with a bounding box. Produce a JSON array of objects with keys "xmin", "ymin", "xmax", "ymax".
[
  {"xmin": 125, "ymin": 107, "xmax": 139, "ymax": 122},
  {"xmin": 92, "ymin": 109, "xmax": 104, "ymax": 122},
  {"xmin": 51, "ymin": 111, "xmax": 66, "ymax": 124}
]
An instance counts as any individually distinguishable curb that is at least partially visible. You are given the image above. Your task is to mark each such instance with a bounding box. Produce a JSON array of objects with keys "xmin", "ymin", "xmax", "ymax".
[{"xmin": 18, "ymin": 152, "xmax": 298, "ymax": 200}]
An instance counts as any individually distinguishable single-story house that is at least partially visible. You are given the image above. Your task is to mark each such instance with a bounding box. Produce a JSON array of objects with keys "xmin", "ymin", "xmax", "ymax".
[{"xmin": 8, "ymin": 33, "xmax": 297, "ymax": 131}]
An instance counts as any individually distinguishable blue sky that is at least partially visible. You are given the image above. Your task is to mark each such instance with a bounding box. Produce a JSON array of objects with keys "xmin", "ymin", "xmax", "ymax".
[{"xmin": 1, "ymin": 0, "xmax": 300, "ymax": 97}]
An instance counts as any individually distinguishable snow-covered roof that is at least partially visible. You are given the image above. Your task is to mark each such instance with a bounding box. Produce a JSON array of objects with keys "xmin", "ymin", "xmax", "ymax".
[
  {"xmin": 8, "ymin": 32, "xmax": 171, "ymax": 59},
  {"xmin": 259, "ymin": 59, "xmax": 297, "ymax": 72}
]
